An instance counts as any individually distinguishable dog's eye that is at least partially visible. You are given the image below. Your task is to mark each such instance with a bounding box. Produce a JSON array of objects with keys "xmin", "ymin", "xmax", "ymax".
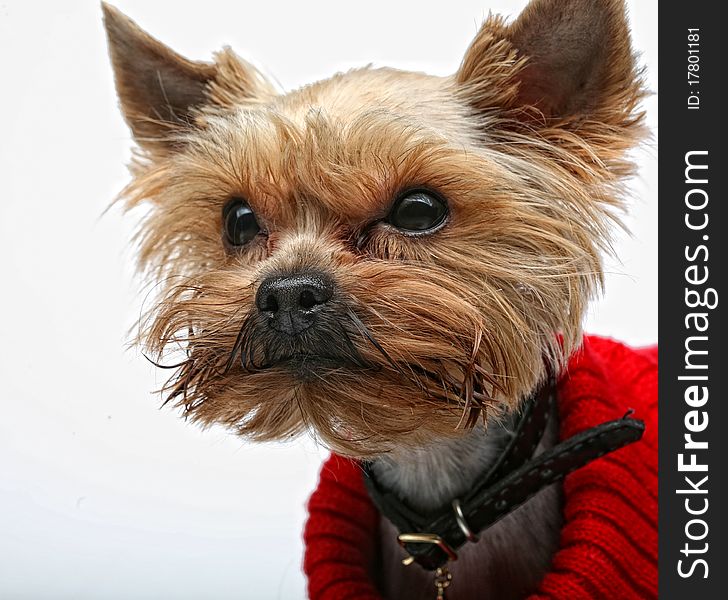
[
  {"xmin": 223, "ymin": 197, "xmax": 261, "ymax": 246},
  {"xmin": 388, "ymin": 190, "xmax": 448, "ymax": 233}
]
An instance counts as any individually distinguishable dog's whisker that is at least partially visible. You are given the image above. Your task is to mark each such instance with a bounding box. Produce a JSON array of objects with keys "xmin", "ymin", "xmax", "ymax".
[{"xmin": 141, "ymin": 352, "xmax": 188, "ymax": 370}]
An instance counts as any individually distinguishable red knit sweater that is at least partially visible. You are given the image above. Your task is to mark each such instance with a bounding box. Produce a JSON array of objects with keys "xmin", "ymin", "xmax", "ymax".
[{"xmin": 303, "ymin": 336, "xmax": 658, "ymax": 599}]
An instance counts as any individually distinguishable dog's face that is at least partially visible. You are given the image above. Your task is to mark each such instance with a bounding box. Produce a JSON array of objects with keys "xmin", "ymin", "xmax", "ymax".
[{"xmin": 105, "ymin": 0, "xmax": 644, "ymax": 457}]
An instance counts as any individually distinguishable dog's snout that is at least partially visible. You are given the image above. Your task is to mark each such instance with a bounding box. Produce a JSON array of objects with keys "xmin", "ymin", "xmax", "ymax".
[
  {"xmin": 255, "ymin": 272, "xmax": 334, "ymax": 335},
  {"xmin": 256, "ymin": 273, "xmax": 334, "ymax": 313}
]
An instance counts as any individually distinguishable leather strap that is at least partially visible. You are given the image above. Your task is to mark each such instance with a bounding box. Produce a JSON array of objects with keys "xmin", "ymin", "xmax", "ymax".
[{"xmin": 362, "ymin": 380, "xmax": 645, "ymax": 571}]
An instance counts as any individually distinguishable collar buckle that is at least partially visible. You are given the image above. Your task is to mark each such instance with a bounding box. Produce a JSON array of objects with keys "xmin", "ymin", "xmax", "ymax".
[{"xmin": 397, "ymin": 532, "xmax": 458, "ymax": 566}]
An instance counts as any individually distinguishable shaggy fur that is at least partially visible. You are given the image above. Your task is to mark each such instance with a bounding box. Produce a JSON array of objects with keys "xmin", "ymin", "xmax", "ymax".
[
  {"xmin": 104, "ymin": 0, "xmax": 644, "ymax": 458},
  {"xmin": 104, "ymin": 0, "xmax": 643, "ymax": 598},
  {"xmin": 105, "ymin": 0, "xmax": 645, "ymax": 595}
]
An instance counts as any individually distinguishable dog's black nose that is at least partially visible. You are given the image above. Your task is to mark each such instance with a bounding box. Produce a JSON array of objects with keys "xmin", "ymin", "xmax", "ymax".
[{"xmin": 255, "ymin": 272, "xmax": 334, "ymax": 335}]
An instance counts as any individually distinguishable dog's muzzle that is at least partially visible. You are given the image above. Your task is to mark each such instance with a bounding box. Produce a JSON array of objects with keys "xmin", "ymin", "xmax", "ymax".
[{"xmin": 233, "ymin": 270, "xmax": 368, "ymax": 375}]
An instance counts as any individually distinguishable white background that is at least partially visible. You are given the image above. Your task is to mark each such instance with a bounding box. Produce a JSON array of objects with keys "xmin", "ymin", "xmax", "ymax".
[{"xmin": 0, "ymin": 1, "xmax": 656, "ymax": 598}]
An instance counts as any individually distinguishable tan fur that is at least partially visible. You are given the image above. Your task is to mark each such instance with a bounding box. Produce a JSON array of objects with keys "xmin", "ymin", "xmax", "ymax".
[{"xmin": 104, "ymin": 0, "xmax": 646, "ymax": 458}]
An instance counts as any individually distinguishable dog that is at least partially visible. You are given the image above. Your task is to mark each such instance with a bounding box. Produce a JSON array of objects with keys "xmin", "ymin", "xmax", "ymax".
[{"xmin": 103, "ymin": 1, "xmax": 657, "ymax": 598}]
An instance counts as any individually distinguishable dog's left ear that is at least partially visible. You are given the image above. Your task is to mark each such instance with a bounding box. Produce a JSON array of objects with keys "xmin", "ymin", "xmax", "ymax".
[
  {"xmin": 102, "ymin": 3, "xmax": 275, "ymax": 153},
  {"xmin": 457, "ymin": 0, "xmax": 643, "ymax": 128}
]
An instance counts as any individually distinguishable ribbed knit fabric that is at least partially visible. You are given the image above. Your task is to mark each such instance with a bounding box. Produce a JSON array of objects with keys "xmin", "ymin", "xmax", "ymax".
[{"xmin": 303, "ymin": 336, "xmax": 658, "ymax": 599}]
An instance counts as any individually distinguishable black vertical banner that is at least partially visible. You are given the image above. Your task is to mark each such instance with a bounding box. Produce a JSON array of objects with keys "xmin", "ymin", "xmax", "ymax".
[{"xmin": 659, "ymin": 4, "xmax": 727, "ymax": 599}]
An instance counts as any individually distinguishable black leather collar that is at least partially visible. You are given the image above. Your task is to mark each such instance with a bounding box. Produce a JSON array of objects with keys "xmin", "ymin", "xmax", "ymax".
[{"xmin": 362, "ymin": 377, "xmax": 645, "ymax": 572}]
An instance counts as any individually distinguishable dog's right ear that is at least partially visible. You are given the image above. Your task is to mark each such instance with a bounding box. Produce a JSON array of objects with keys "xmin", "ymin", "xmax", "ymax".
[{"xmin": 102, "ymin": 3, "xmax": 274, "ymax": 153}]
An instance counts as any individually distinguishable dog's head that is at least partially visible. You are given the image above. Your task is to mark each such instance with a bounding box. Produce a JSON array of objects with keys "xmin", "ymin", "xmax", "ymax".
[{"xmin": 105, "ymin": 0, "xmax": 645, "ymax": 457}]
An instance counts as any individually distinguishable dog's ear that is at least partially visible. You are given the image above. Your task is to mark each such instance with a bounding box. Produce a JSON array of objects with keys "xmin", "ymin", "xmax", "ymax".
[
  {"xmin": 102, "ymin": 3, "xmax": 274, "ymax": 152},
  {"xmin": 457, "ymin": 0, "xmax": 642, "ymax": 127}
]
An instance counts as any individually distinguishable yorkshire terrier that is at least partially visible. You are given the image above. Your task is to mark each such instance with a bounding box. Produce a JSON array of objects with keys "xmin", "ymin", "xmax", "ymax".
[{"xmin": 104, "ymin": 1, "xmax": 656, "ymax": 598}]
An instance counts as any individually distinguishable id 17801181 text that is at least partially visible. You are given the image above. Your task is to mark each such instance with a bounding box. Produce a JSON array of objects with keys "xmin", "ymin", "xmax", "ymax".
[{"xmin": 687, "ymin": 29, "xmax": 700, "ymax": 110}]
